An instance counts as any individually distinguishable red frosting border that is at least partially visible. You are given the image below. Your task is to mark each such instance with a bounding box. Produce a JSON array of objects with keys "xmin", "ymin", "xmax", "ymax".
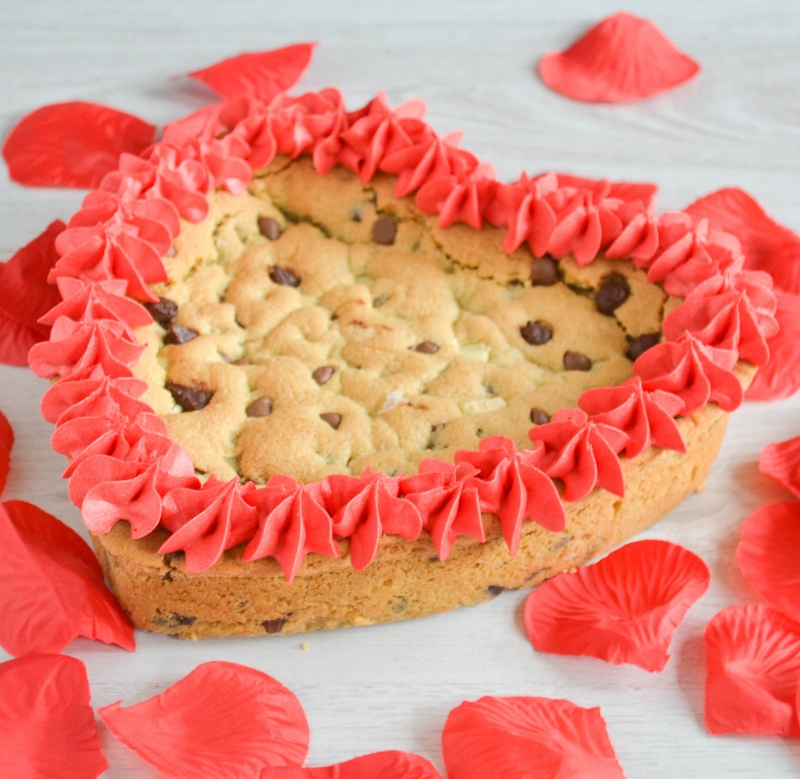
[{"xmin": 26, "ymin": 88, "xmax": 775, "ymax": 575}]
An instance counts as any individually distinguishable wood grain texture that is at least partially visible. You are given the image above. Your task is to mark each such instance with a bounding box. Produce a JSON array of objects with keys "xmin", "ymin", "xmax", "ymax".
[{"xmin": 2, "ymin": 1, "xmax": 800, "ymax": 776}]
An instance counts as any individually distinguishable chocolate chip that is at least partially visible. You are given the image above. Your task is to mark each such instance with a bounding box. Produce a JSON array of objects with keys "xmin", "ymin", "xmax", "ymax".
[
  {"xmin": 373, "ymin": 293, "xmax": 389, "ymax": 308},
  {"xmin": 372, "ymin": 216, "xmax": 397, "ymax": 245},
  {"xmin": 262, "ymin": 618, "xmax": 286, "ymax": 634},
  {"xmin": 530, "ymin": 408, "xmax": 551, "ymax": 425},
  {"xmin": 164, "ymin": 325, "xmax": 199, "ymax": 345},
  {"xmin": 320, "ymin": 412, "xmax": 342, "ymax": 430},
  {"xmin": 220, "ymin": 353, "xmax": 249, "ymax": 365},
  {"xmin": 626, "ymin": 333, "xmax": 661, "ymax": 361},
  {"xmin": 594, "ymin": 272, "xmax": 630, "ymax": 315},
  {"xmin": 269, "ymin": 266, "xmax": 301, "ymax": 287},
  {"xmin": 154, "ymin": 612, "xmax": 196, "ymax": 628},
  {"xmin": 351, "ymin": 209, "xmax": 362, "ymax": 223},
  {"xmin": 413, "ymin": 341, "xmax": 440, "ymax": 354},
  {"xmin": 144, "ymin": 296, "xmax": 178, "ymax": 326},
  {"xmin": 531, "ymin": 256, "xmax": 559, "ymax": 286},
  {"xmin": 246, "ymin": 397, "xmax": 273, "ymax": 417},
  {"xmin": 167, "ymin": 380, "xmax": 213, "ymax": 411},
  {"xmin": 487, "ymin": 585, "xmax": 505, "ymax": 596},
  {"xmin": 312, "ymin": 366, "xmax": 336, "ymax": 385},
  {"xmin": 563, "ymin": 351, "xmax": 592, "ymax": 371},
  {"xmin": 163, "ymin": 552, "xmax": 183, "ymax": 566},
  {"xmin": 258, "ymin": 216, "xmax": 282, "ymax": 240},
  {"xmin": 520, "ymin": 320, "xmax": 553, "ymax": 345}
]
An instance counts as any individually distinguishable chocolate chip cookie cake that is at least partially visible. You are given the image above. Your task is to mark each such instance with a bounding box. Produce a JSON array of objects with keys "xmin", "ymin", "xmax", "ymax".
[{"xmin": 30, "ymin": 89, "xmax": 771, "ymax": 638}]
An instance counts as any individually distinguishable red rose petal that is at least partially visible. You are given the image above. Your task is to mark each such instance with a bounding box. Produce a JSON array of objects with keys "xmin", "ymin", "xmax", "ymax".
[
  {"xmin": 2, "ymin": 101, "xmax": 156, "ymax": 188},
  {"xmin": 185, "ymin": 43, "xmax": 317, "ymax": 102},
  {"xmin": 745, "ymin": 289, "xmax": 800, "ymax": 400},
  {"xmin": 797, "ymin": 684, "xmax": 800, "ymax": 732},
  {"xmin": 760, "ymin": 436, "xmax": 800, "ymax": 499},
  {"xmin": 524, "ymin": 539, "xmax": 710, "ymax": 671},
  {"xmin": 0, "ymin": 220, "xmax": 65, "ymax": 365},
  {"xmin": 0, "ymin": 410, "xmax": 12, "ymax": 498},
  {"xmin": 0, "ymin": 308, "xmax": 42, "ymax": 366},
  {"xmin": 442, "ymin": 696, "xmax": 624, "ymax": 779},
  {"xmin": 0, "ymin": 654, "xmax": 108, "ymax": 779},
  {"xmin": 538, "ymin": 12, "xmax": 700, "ymax": 103},
  {"xmin": 736, "ymin": 502, "xmax": 800, "ymax": 624},
  {"xmin": 99, "ymin": 661, "xmax": 310, "ymax": 779},
  {"xmin": 0, "ymin": 499, "xmax": 135, "ymax": 656},
  {"xmin": 0, "ymin": 219, "xmax": 64, "ymax": 332},
  {"xmin": 259, "ymin": 751, "xmax": 443, "ymax": 779},
  {"xmin": 685, "ymin": 187, "xmax": 800, "ymax": 294},
  {"xmin": 705, "ymin": 603, "xmax": 800, "ymax": 736}
]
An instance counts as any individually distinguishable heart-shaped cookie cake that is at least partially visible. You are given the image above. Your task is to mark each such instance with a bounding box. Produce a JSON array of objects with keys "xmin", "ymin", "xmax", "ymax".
[{"xmin": 30, "ymin": 89, "xmax": 768, "ymax": 638}]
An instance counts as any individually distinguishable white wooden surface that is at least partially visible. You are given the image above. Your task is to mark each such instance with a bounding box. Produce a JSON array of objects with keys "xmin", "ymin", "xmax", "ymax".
[{"xmin": 2, "ymin": 1, "xmax": 800, "ymax": 776}]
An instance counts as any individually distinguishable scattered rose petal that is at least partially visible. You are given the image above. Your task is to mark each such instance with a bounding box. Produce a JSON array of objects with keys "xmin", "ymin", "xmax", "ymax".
[
  {"xmin": 524, "ymin": 540, "xmax": 710, "ymax": 671},
  {"xmin": 685, "ymin": 187, "xmax": 800, "ymax": 294},
  {"xmin": 0, "ymin": 220, "xmax": 65, "ymax": 365},
  {"xmin": 736, "ymin": 502, "xmax": 800, "ymax": 624},
  {"xmin": 0, "ymin": 654, "xmax": 108, "ymax": 779},
  {"xmin": 0, "ymin": 499, "xmax": 135, "ymax": 656},
  {"xmin": 538, "ymin": 12, "xmax": 700, "ymax": 103},
  {"xmin": 185, "ymin": 43, "xmax": 317, "ymax": 102},
  {"xmin": 259, "ymin": 751, "xmax": 443, "ymax": 779},
  {"xmin": 442, "ymin": 696, "xmax": 624, "ymax": 779},
  {"xmin": 1, "ymin": 220, "xmax": 64, "ymax": 336},
  {"xmin": 705, "ymin": 603, "xmax": 800, "ymax": 736},
  {"xmin": 0, "ymin": 308, "xmax": 42, "ymax": 367},
  {"xmin": 2, "ymin": 102, "xmax": 156, "ymax": 188},
  {"xmin": 760, "ymin": 436, "xmax": 800, "ymax": 499},
  {"xmin": 745, "ymin": 289, "xmax": 800, "ymax": 400},
  {"xmin": 0, "ymin": 409, "xmax": 12, "ymax": 498},
  {"xmin": 99, "ymin": 661, "xmax": 309, "ymax": 779}
]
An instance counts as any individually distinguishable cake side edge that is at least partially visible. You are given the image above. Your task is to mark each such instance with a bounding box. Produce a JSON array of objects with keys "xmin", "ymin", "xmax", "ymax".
[{"xmin": 91, "ymin": 394, "xmax": 733, "ymax": 639}]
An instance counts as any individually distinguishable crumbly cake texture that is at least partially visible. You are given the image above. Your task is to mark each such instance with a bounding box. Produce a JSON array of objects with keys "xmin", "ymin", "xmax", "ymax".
[
  {"xmin": 26, "ymin": 84, "xmax": 774, "ymax": 639},
  {"xmin": 134, "ymin": 157, "xmax": 666, "ymax": 485}
]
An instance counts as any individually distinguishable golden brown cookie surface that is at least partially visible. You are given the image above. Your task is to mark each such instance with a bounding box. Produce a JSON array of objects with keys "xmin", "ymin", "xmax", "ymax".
[{"xmin": 134, "ymin": 157, "xmax": 667, "ymax": 484}]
